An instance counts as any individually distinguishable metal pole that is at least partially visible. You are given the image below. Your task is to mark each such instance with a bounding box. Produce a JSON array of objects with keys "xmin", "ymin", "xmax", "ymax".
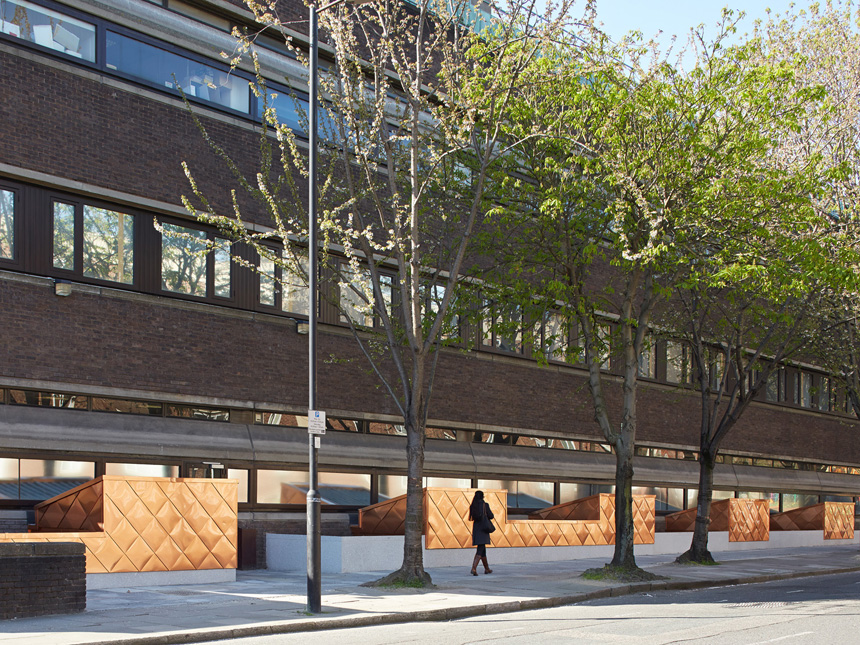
[{"xmin": 306, "ymin": 1, "xmax": 322, "ymax": 615}]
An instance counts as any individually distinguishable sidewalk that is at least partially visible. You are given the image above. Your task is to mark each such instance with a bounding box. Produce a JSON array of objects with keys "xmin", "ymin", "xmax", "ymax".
[{"xmin": 2, "ymin": 545, "xmax": 860, "ymax": 645}]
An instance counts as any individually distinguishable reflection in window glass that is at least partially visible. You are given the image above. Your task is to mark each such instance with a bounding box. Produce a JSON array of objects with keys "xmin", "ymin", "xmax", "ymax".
[
  {"xmin": 258, "ymin": 90, "xmax": 306, "ymax": 132},
  {"xmin": 106, "ymin": 463, "xmax": 179, "ymax": 477},
  {"xmin": 92, "ymin": 397, "xmax": 162, "ymax": 415},
  {"xmin": 319, "ymin": 472, "xmax": 371, "ymax": 506},
  {"xmin": 559, "ymin": 483, "xmax": 591, "ymax": 503},
  {"xmin": 257, "ymin": 469, "xmax": 308, "ymax": 504},
  {"xmin": 106, "ymin": 31, "xmax": 250, "ymax": 113},
  {"xmin": 259, "ymin": 255, "xmax": 276, "ymax": 306},
  {"xmin": 282, "ymin": 253, "xmax": 309, "ymax": 315},
  {"xmin": 214, "ymin": 245, "xmax": 231, "ymax": 297},
  {"xmin": 543, "ymin": 312, "xmax": 567, "ymax": 361},
  {"xmin": 379, "ymin": 475, "xmax": 406, "ymax": 500},
  {"xmin": 340, "ymin": 266, "xmax": 390, "ymax": 327},
  {"xmin": 9, "ymin": 389, "xmax": 88, "ymax": 409},
  {"xmin": 801, "ymin": 372, "xmax": 813, "ymax": 408},
  {"xmin": 162, "ymin": 223, "xmax": 207, "ymax": 296},
  {"xmin": 12, "ymin": 459, "xmax": 95, "ymax": 500},
  {"xmin": 638, "ymin": 339, "xmax": 654, "ymax": 378},
  {"xmin": 666, "ymin": 341, "xmax": 685, "ymax": 383},
  {"xmin": 0, "ymin": 189, "xmax": 13, "ymax": 260},
  {"xmin": 427, "ymin": 477, "xmax": 471, "ymax": 489},
  {"xmin": 53, "ymin": 202, "xmax": 75, "ymax": 270},
  {"xmin": 1, "ymin": 0, "xmax": 96, "ymax": 61},
  {"xmin": 766, "ymin": 369, "xmax": 780, "ymax": 402},
  {"xmin": 819, "ymin": 377, "xmax": 830, "ymax": 412},
  {"xmin": 83, "ymin": 206, "xmax": 134, "ymax": 283},
  {"xmin": 227, "ymin": 469, "xmax": 249, "ymax": 503}
]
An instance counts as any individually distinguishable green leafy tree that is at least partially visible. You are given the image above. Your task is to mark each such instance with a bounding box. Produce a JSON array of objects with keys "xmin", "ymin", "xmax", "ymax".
[{"xmin": 481, "ymin": 12, "xmax": 829, "ymax": 574}]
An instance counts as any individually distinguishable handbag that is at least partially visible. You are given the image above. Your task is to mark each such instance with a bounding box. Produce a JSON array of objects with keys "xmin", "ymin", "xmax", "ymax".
[{"xmin": 480, "ymin": 506, "xmax": 496, "ymax": 533}]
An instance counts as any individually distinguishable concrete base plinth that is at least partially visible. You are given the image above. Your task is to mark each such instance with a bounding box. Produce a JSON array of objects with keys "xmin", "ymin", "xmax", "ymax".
[
  {"xmin": 266, "ymin": 531, "xmax": 859, "ymax": 574},
  {"xmin": 87, "ymin": 568, "xmax": 236, "ymax": 589}
]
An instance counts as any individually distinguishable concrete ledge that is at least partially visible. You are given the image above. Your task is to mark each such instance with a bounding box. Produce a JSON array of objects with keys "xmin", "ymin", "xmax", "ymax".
[
  {"xmin": 87, "ymin": 568, "xmax": 236, "ymax": 590},
  {"xmin": 267, "ymin": 531, "xmax": 860, "ymax": 573}
]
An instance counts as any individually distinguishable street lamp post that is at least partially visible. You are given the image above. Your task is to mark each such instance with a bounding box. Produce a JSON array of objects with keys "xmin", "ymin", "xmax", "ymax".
[
  {"xmin": 306, "ymin": 0, "xmax": 367, "ymax": 614},
  {"xmin": 307, "ymin": 0, "xmax": 321, "ymax": 615}
]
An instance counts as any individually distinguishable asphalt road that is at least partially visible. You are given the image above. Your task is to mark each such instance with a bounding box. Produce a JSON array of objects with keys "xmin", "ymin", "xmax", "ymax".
[{"xmin": 205, "ymin": 571, "xmax": 860, "ymax": 644}]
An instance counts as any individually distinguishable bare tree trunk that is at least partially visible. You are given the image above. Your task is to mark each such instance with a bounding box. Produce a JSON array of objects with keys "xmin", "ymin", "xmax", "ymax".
[
  {"xmin": 610, "ymin": 443, "xmax": 637, "ymax": 569},
  {"xmin": 372, "ymin": 400, "xmax": 432, "ymax": 586},
  {"xmin": 678, "ymin": 450, "xmax": 716, "ymax": 563},
  {"xmin": 400, "ymin": 407, "xmax": 430, "ymax": 581}
]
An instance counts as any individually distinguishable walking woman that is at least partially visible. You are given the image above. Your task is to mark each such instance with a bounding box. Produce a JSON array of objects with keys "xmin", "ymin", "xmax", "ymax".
[{"xmin": 468, "ymin": 490, "xmax": 494, "ymax": 576}]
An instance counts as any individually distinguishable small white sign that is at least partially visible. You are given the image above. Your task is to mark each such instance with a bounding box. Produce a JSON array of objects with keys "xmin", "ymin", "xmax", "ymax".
[{"xmin": 308, "ymin": 409, "xmax": 326, "ymax": 435}]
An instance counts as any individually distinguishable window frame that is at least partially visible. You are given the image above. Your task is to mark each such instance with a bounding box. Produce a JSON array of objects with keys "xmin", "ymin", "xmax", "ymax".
[
  {"xmin": 47, "ymin": 193, "xmax": 140, "ymax": 287},
  {"xmin": 158, "ymin": 218, "xmax": 234, "ymax": 302},
  {"xmin": 0, "ymin": 182, "xmax": 22, "ymax": 268}
]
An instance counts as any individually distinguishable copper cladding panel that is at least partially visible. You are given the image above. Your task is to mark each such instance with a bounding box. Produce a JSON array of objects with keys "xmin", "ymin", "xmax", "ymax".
[
  {"xmin": 354, "ymin": 488, "xmax": 655, "ymax": 549},
  {"xmin": 727, "ymin": 498, "xmax": 769, "ymax": 542},
  {"xmin": 0, "ymin": 476, "xmax": 238, "ymax": 573},
  {"xmin": 666, "ymin": 498, "xmax": 732, "ymax": 533},
  {"xmin": 771, "ymin": 502, "xmax": 854, "ymax": 539}
]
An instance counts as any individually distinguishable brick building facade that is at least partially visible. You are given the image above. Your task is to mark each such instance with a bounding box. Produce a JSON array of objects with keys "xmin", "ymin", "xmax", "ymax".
[{"xmin": 0, "ymin": 0, "xmax": 857, "ymax": 538}]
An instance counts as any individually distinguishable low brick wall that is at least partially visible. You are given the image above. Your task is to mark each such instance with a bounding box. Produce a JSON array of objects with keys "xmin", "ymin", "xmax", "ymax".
[{"xmin": 0, "ymin": 542, "xmax": 86, "ymax": 620}]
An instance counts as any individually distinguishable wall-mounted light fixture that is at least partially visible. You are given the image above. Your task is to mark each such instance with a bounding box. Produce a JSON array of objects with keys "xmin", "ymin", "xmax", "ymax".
[
  {"xmin": 296, "ymin": 319, "xmax": 309, "ymax": 335},
  {"xmin": 54, "ymin": 280, "xmax": 72, "ymax": 297}
]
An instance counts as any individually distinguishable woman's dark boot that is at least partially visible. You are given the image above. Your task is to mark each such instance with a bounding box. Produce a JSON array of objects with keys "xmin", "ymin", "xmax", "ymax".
[
  {"xmin": 481, "ymin": 557, "xmax": 493, "ymax": 574},
  {"xmin": 470, "ymin": 554, "xmax": 481, "ymax": 576}
]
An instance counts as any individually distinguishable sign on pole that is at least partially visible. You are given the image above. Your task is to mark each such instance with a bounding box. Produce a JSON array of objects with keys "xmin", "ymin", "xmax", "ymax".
[{"xmin": 308, "ymin": 409, "xmax": 326, "ymax": 435}]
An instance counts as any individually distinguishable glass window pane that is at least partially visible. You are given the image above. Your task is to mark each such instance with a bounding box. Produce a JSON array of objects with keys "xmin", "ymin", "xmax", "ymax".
[
  {"xmin": 379, "ymin": 475, "xmax": 406, "ymax": 500},
  {"xmin": 257, "ymin": 469, "xmax": 308, "ymax": 504},
  {"xmin": 319, "ymin": 472, "xmax": 371, "ymax": 506},
  {"xmin": 819, "ymin": 377, "xmax": 830, "ymax": 411},
  {"xmin": 1, "ymin": 0, "xmax": 96, "ymax": 61},
  {"xmin": 257, "ymin": 89, "xmax": 307, "ymax": 132},
  {"xmin": 426, "ymin": 477, "xmax": 471, "ymax": 489},
  {"xmin": 0, "ymin": 189, "xmax": 14, "ymax": 260},
  {"xmin": 0, "ymin": 457, "xmax": 19, "ymax": 500},
  {"xmin": 18, "ymin": 459, "xmax": 95, "ymax": 499},
  {"xmin": 53, "ymin": 202, "xmax": 75, "ymax": 270},
  {"xmin": 9, "ymin": 389, "xmax": 87, "ymax": 409},
  {"xmin": 161, "ymin": 223, "xmax": 207, "ymax": 296},
  {"xmin": 544, "ymin": 313, "xmax": 567, "ymax": 361},
  {"xmin": 340, "ymin": 266, "xmax": 374, "ymax": 326},
  {"xmin": 802, "ymin": 373, "xmax": 813, "ymax": 408},
  {"xmin": 227, "ymin": 469, "xmax": 249, "ymax": 503},
  {"xmin": 92, "ymin": 397, "xmax": 162, "ymax": 415},
  {"xmin": 282, "ymin": 252, "xmax": 309, "ymax": 315},
  {"xmin": 106, "ymin": 31, "xmax": 250, "ymax": 113},
  {"xmin": 214, "ymin": 244, "xmax": 231, "ymax": 297},
  {"xmin": 82, "ymin": 206, "xmax": 134, "ymax": 283},
  {"xmin": 559, "ymin": 483, "xmax": 591, "ymax": 503},
  {"xmin": 516, "ymin": 481, "xmax": 553, "ymax": 507},
  {"xmin": 666, "ymin": 341, "xmax": 684, "ymax": 383},
  {"xmin": 638, "ymin": 339, "xmax": 654, "ymax": 378},
  {"xmin": 259, "ymin": 255, "xmax": 276, "ymax": 306},
  {"xmin": 105, "ymin": 463, "xmax": 179, "ymax": 477}
]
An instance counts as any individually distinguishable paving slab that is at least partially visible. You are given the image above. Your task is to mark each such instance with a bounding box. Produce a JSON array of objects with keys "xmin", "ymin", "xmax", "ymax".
[{"xmin": 1, "ymin": 545, "xmax": 859, "ymax": 645}]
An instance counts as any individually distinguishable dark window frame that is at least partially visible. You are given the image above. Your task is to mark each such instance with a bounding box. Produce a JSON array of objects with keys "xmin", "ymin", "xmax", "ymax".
[
  {"xmin": 47, "ymin": 192, "xmax": 141, "ymax": 288},
  {"xmin": 157, "ymin": 217, "xmax": 235, "ymax": 303},
  {"xmin": 0, "ymin": 181, "xmax": 22, "ymax": 269}
]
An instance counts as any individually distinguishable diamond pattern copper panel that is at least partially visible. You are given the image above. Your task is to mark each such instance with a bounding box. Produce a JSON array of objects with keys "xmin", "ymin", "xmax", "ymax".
[
  {"xmin": 770, "ymin": 502, "xmax": 854, "ymax": 540},
  {"xmin": 728, "ymin": 499, "xmax": 769, "ymax": 542},
  {"xmin": 0, "ymin": 476, "xmax": 238, "ymax": 574},
  {"xmin": 355, "ymin": 488, "xmax": 655, "ymax": 549},
  {"xmin": 665, "ymin": 498, "xmax": 768, "ymax": 541}
]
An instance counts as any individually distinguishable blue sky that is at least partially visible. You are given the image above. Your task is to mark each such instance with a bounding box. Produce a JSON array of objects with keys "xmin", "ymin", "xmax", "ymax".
[{"xmin": 592, "ymin": 0, "xmax": 801, "ymax": 44}]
